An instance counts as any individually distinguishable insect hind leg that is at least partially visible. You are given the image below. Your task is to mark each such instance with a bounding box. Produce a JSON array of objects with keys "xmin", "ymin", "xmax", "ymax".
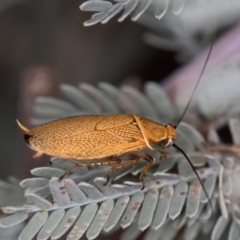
[
  {"xmin": 59, "ymin": 156, "xmax": 121, "ymax": 181},
  {"xmin": 104, "ymin": 152, "xmax": 154, "ymax": 190},
  {"xmin": 104, "ymin": 155, "xmax": 140, "ymax": 186}
]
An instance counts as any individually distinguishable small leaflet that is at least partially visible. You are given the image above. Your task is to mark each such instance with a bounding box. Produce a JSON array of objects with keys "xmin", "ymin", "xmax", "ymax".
[
  {"xmin": 35, "ymin": 97, "xmax": 78, "ymax": 113},
  {"xmin": 229, "ymin": 118, "xmax": 240, "ymax": 146},
  {"xmin": 177, "ymin": 122, "xmax": 204, "ymax": 146},
  {"xmin": 20, "ymin": 178, "xmax": 49, "ymax": 188},
  {"xmin": 176, "ymin": 129, "xmax": 194, "ymax": 153},
  {"xmin": 67, "ymin": 203, "xmax": 98, "ymax": 240},
  {"xmin": 118, "ymin": 0, "xmax": 138, "ymax": 22},
  {"xmin": 84, "ymin": 12, "xmax": 110, "ymax": 26},
  {"xmin": 120, "ymin": 192, "xmax": 144, "ymax": 229},
  {"xmin": 152, "ymin": 186, "xmax": 173, "ymax": 230},
  {"xmin": 121, "ymin": 86, "xmax": 157, "ymax": 119},
  {"xmin": 93, "ymin": 177, "xmax": 117, "ymax": 196},
  {"xmin": 228, "ymin": 220, "xmax": 240, "ymax": 240},
  {"xmin": 37, "ymin": 209, "xmax": 65, "ymax": 240},
  {"xmin": 25, "ymin": 193, "xmax": 52, "ymax": 209},
  {"xmin": 0, "ymin": 212, "xmax": 28, "ymax": 228},
  {"xmin": 120, "ymin": 222, "xmax": 141, "ymax": 240},
  {"xmin": 223, "ymin": 157, "xmax": 234, "ymax": 169},
  {"xmin": 131, "ymin": 0, "xmax": 152, "ymax": 21},
  {"xmin": 200, "ymin": 200, "xmax": 213, "ymax": 221},
  {"xmin": 202, "ymin": 217, "xmax": 217, "ymax": 235},
  {"xmin": 103, "ymin": 196, "xmax": 130, "ymax": 232},
  {"xmin": 222, "ymin": 170, "xmax": 232, "ymax": 196},
  {"xmin": 79, "ymin": 83, "xmax": 118, "ymax": 113},
  {"xmin": 161, "ymin": 221, "xmax": 178, "ymax": 240},
  {"xmin": 178, "ymin": 160, "xmax": 194, "ymax": 179},
  {"xmin": 218, "ymin": 165, "xmax": 228, "ymax": 219},
  {"xmin": 172, "ymin": 0, "xmax": 185, "ymax": 15},
  {"xmin": 1, "ymin": 205, "xmax": 33, "ymax": 214},
  {"xmin": 78, "ymin": 182, "xmax": 103, "ymax": 199},
  {"xmin": 60, "ymin": 84, "xmax": 98, "ymax": 112},
  {"xmin": 206, "ymin": 155, "xmax": 220, "ymax": 169},
  {"xmin": 80, "ymin": 0, "xmax": 113, "ymax": 12},
  {"xmin": 35, "ymin": 185, "xmax": 51, "ymax": 199},
  {"xmin": 98, "ymin": 82, "xmax": 121, "ymax": 102},
  {"xmin": 186, "ymin": 179, "xmax": 201, "ymax": 218},
  {"xmin": 211, "ymin": 216, "xmax": 229, "ymax": 240},
  {"xmin": 143, "ymin": 223, "xmax": 168, "ymax": 240},
  {"xmin": 187, "ymin": 204, "xmax": 204, "ymax": 226},
  {"xmin": 19, "ymin": 212, "xmax": 48, "ymax": 240},
  {"xmin": 155, "ymin": 0, "xmax": 168, "ymax": 20},
  {"xmin": 169, "ymin": 181, "xmax": 188, "ymax": 219},
  {"xmin": 31, "ymin": 167, "xmax": 65, "ymax": 179},
  {"xmin": 51, "ymin": 207, "xmax": 81, "ymax": 239},
  {"xmin": 98, "ymin": 82, "xmax": 137, "ymax": 113},
  {"xmin": 138, "ymin": 189, "xmax": 159, "ymax": 231},
  {"xmin": 49, "ymin": 177, "xmax": 70, "ymax": 207},
  {"xmin": 156, "ymin": 156, "xmax": 177, "ymax": 173},
  {"xmin": 200, "ymin": 175, "xmax": 217, "ymax": 203},
  {"xmin": 183, "ymin": 222, "xmax": 201, "ymax": 240},
  {"xmin": 86, "ymin": 199, "xmax": 114, "ymax": 240},
  {"xmin": 63, "ymin": 179, "xmax": 87, "ymax": 203},
  {"xmin": 207, "ymin": 128, "xmax": 221, "ymax": 144},
  {"xmin": 144, "ymin": 82, "xmax": 175, "ymax": 121}
]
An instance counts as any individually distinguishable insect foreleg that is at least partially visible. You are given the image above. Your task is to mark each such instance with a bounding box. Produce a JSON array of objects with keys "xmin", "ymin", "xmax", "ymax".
[{"xmin": 59, "ymin": 156, "xmax": 121, "ymax": 181}]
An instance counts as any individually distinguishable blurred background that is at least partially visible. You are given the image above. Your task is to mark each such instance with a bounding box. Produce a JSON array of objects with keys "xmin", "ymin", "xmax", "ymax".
[{"xmin": 0, "ymin": 0, "xmax": 240, "ymax": 186}]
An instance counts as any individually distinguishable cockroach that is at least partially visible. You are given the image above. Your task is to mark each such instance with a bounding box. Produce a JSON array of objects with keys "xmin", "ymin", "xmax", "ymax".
[{"xmin": 17, "ymin": 38, "xmax": 215, "ymax": 207}]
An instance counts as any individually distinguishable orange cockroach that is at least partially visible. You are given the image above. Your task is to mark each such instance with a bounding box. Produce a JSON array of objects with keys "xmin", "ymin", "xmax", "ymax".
[{"xmin": 17, "ymin": 39, "xmax": 214, "ymax": 206}]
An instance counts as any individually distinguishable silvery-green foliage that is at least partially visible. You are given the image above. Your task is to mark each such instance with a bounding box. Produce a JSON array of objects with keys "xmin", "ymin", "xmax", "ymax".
[
  {"xmin": 79, "ymin": 0, "xmax": 189, "ymax": 26},
  {"xmin": 1, "ymin": 82, "xmax": 240, "ymax": 240}
]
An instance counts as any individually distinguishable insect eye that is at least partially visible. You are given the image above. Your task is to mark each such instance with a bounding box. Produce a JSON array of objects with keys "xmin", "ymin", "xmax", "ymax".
[{"xmin": 165, "ymin": 138, "xmax": 175, "ymax": 147}]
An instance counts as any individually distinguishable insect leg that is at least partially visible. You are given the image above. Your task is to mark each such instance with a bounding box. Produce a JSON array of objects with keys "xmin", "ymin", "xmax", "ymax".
[
  {"xmin": 139, "ymin": 155, "xmax": 154, "ymax": 190},
  {"xmin": 104, "ymin": 155, "xmax": 140, "ymax": 186},
  {"xmin": 59, "ymin": 156, "xmax": 121, "ymax": 181},
  {"xmin": 159, "ymin": 149, "xmax": 167, "ymax": 160},
  {"xmin": 33, "ymin": 151, "xmax": 44, "ymax": 158}
]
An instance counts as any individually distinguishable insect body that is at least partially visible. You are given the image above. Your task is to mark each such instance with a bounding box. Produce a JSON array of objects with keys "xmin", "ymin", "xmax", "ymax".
[
  {"xmin": 16, "ymin": 114, "xmax": 175, "ymax": 189},
  {"xmin": 17, "ymin": 114, "xmax": 175, "ymax": 160},
  {"xmin": 17, "ymin": 36, "xmax": 215, "ymax": 206}
]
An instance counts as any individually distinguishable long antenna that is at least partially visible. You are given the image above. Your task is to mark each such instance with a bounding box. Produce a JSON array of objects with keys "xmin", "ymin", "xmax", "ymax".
[
  {"xmin": 174, "ymin": 34, "xmax": 215, "ymax": 129},
  {"xmin": 173, "ymin": 143, "xmax": 213, "ymax": 210}
]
